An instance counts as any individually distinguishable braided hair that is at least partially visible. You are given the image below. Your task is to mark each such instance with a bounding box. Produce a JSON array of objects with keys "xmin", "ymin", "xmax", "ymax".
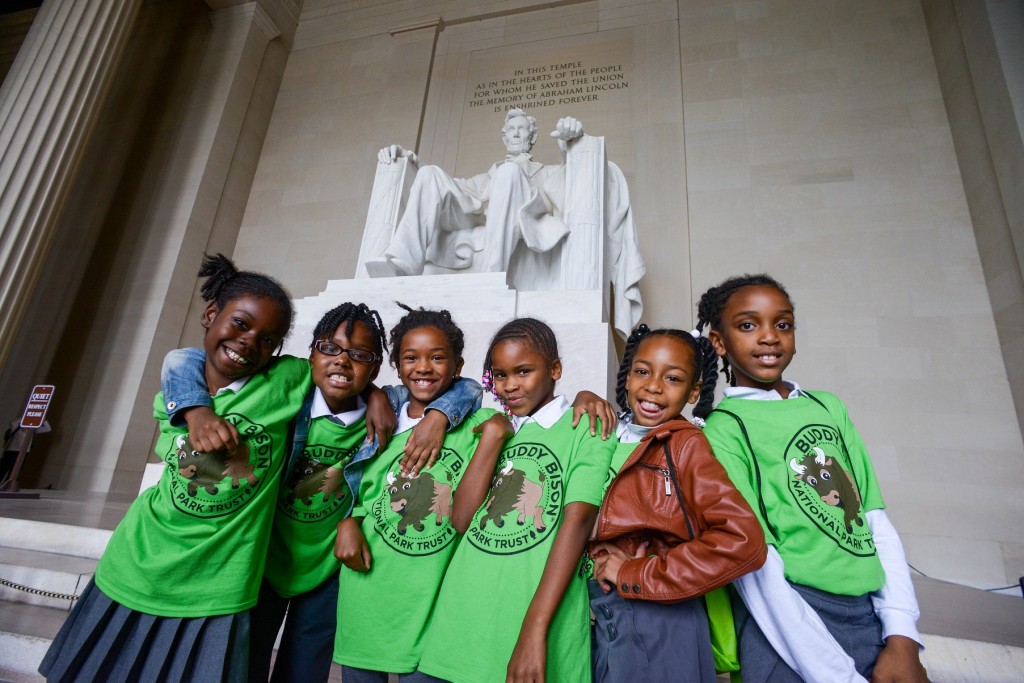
[
  {"xmin": 615, "ymin": 324, "xmax": 719, "ymax": 422},
  {"xmin": 388, "ymin": 303, "xmax": 465, "ymax": 368},
  {"xmin": 198, "ymin": 253, "xmax": 293, "ymax": 330},
  {"xmin": 483, "ymin": 318, "xmax": 559, "ymax": 375},
  {"xmin": 481, "ymin": 318, "xmax": 559, "ymax": 408},
  {"xmin": 311, "ymin": 302, "xmax": 388, "ymax": 356},
  {"xmin": 694, "ymin": 273, "xmax": 792, "ymax": 385}
]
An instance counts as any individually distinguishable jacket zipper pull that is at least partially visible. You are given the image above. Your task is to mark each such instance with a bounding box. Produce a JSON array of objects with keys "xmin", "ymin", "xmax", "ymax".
[{"xmin": 663, "ymin": 470, "xmax": 671, "ymax": 495}]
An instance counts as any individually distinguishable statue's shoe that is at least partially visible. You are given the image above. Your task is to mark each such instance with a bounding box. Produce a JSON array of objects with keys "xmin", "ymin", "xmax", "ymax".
[{"xmin": 364, "ymin": 256, "xmax": 399, "ymax": 277}]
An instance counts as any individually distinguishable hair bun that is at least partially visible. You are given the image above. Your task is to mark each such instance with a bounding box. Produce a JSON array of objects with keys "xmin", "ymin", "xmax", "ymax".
[
  {"xmin": 626, "ymin": 323, "xmax": 650, "ymax": 345},
  {"xmin": 198, "ymin": 253, "xmax": 239, "ymax": 302}
]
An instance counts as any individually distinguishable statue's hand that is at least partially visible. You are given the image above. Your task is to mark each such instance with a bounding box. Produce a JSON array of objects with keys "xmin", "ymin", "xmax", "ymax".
[
  {"xmin": 550, "ymin": 117, "xmax": 584, "ymax": 152},
  {"xmin": 377, "ymin": 144, "xmax": 418, "ymax": 165}
]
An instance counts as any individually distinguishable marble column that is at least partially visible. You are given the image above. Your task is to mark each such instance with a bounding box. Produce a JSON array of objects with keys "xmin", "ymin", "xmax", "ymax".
[{"xmin": 0, "ymin": 0, "xmax": 141, "ymax": 366}]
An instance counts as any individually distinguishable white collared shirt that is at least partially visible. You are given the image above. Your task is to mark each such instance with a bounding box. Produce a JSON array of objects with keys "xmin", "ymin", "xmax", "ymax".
[
  {"xmin": 614, "ymin": 417, "xmax": 655, "ymax": 444},
  {"xmin": 510, "ymin": 395, "xmax": 570, "ymax": 434},
  {"xmin": 213, "ymin": 376, "xmax": 250, "ymax": 396},
  {"xmin": 722, "ymin": 380, "xmax": 802, "ymax": 401},
  {"xmin": 395, "ymin": 402, "xmax": 424, "ymax": 435},
  {"xmin": 310, "ymin": 390, "xmax": 367, "ymax": 426}
]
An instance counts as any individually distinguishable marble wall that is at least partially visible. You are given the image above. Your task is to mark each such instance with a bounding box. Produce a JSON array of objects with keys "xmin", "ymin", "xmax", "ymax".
[
  {"xmin": 676, "ymin": 0, "xmax": 1024, "ymax": 591},
  {"xmin": 234, "ymin": 0, "xmax": 690, "ymax": 327},
  {"xmin": 228, "ymin": 0, "xmax": 1024, "ymax": 588},
  {"xmin": 924, "ymin": 0, "xmax": 1024, "ymax": 439}
]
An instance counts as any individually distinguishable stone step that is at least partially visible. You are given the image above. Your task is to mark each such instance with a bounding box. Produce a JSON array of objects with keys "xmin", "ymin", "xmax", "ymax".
[
  {"xmin": 0, "ymin": 546, "xmax": 95, "ymax": 610},
  {"xmin": 0, "ymin": 631, "xmax": 49, "ymax": 683},
  {"xmin": 0, "ymin": 517, "xmax": 106, "ymax": 682},
  {"xmin": 0, "ymin": 599, "xmax": 68, "ymax": 644},
  {"xmin": 0, "ymin": 518, "xmax": 111, "ymax": 560},
  {"xmin": 920, "ymin": 634, "xmax": 1024, "ymax": 683},
  {"xmin": 1, "ymin": 515, "xmax": 1022, "ymax": 682},
  {"xmin": 0, "ymin": 601, "xmax": 68, "ymax": 683}
]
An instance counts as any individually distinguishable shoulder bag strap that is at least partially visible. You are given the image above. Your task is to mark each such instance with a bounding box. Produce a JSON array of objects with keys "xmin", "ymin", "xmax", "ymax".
[{"xmin": 709, "ymin": 408, "xmax": 778, "ymax": 539}]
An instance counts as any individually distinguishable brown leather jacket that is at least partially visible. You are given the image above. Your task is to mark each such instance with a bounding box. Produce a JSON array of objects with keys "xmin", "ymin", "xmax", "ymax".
[{"xmin": 589, "ymin": 419, "xmax": 767, "ymax": 603}]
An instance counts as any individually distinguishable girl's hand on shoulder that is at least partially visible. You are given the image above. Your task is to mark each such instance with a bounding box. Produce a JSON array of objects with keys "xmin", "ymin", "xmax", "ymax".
[
  {"xmin": 401, "ymin": 409, "xmax": 447, "ymax": 475},
  {"xmin": 870, "ymin": 636, "xmax": 928, "ymax": 683},
  {"xmin": 183, "ymin": 406, "xmax": 239, "ymax": 453},
  {"xmin": 570, "ymin": 391, "xmax": 617, "ymax": 439},
  {"xmin": 506, "ymin": 625, "xmax": 546, "ymax": 683},
  {"xmin": 364, "ymin": 386, "xmax": 396, "ymax": 451},
  {"xmin": 474, "ymin": 414, "xmax": 514, "ymax": 442},
  {"xmin": 334, "ymin": 517, "xmax": 372, "ymax": 572}
]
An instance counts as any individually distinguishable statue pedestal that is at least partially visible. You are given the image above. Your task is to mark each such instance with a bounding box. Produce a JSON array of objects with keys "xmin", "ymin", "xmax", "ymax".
[{"xmin": 283, "ymin": 273, "xmax": 618, "ymax": 408}]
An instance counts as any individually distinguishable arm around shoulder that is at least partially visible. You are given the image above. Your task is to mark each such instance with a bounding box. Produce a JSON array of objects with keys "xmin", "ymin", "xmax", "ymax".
[
  {"xmin": 160, "ymin": 347, "xmax": 211, "ymax": 425},
  {"xmin": 426, "ymin": 377, "xmax": 483, "ymax": 429},
  {"xmin": 452, "ymin": 413, "xmax": 512, "ymax": 533}
]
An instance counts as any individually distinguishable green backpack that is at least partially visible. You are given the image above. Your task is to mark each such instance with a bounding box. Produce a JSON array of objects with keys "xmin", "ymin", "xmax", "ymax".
[{"xmin": 705, "ymin": 584, "xmax": 741, "ymax": 677}]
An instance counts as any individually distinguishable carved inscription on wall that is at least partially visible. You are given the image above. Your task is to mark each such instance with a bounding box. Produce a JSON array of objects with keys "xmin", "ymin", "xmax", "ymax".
[{"xmin": 467, "ymin": 59, "xmax": 630, "ymax": 112}]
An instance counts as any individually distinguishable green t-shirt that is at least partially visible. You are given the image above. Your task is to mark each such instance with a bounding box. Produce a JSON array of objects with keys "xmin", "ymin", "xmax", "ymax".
[
  {"xmin": 263, "ymin": 415, "xmax": 367, "ymax": 598},
  {"xmin": 582, "ymin": 436, "xmax": 634, "ymax": 579},
  {"xmin": 334, "ymin": 407, "xmax": 497, "ymax": 673},
  {"xmin": 417, "ymin": 410, "xmax": 614, "ymax": 683},
  {"xmin": 606, "ymin": 438, "xmax": 639, "ymax": 491},
  {"xmin": 95, "ymin": 356, "xmax": 310, "ymax": 617},
  {"xmin": 703, "ymin": 391, "xmax": 886, "ymax": 595}
]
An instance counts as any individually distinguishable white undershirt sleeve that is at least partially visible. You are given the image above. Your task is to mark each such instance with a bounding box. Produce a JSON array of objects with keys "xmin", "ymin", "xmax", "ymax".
[
  {"xmin": 867, "ymin": 508, "xmax": 923, "ymax": 645},
  {"xmin": 734, "ymin": 546, "xmax": 867, "ymax": 683}
]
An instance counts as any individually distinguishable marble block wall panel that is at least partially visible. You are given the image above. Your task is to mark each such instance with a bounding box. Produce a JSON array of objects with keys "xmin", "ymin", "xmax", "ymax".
[
  {"xmin": 235, "ymin": 0, "xmax": 689, "ymax": 331},
  {"xmin": 680, "ymin": 0, "xmax": 1024, "ymax": 587},
  {"xmin": 923, "ymin": 0, "xmax": 1024, "ymax": 435}
]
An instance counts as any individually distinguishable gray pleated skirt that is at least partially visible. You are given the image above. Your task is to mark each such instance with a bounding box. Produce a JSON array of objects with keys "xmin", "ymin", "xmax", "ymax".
[
  {"xmin": 588, "ymin": 579, "xmax": 717, "ymax": 683},
  {"xmin": 39, "ymin": 579, "xmax": 250, "ymax": 683}
]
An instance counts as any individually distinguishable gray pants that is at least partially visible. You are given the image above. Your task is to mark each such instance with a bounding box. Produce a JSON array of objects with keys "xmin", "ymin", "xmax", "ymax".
[
  {"xmin": 734, "ymin": 582, "xmax": 884, "ymax": 682},
  {"xmin": 588, "ymin": 580, "xmax": 716, "ymax": 683}
]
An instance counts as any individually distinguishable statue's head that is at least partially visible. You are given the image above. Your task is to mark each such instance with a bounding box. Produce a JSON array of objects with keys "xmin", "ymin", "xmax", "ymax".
[{"xmin": 501, "ymin": 108, "xmax": 538, "ymax": 155}]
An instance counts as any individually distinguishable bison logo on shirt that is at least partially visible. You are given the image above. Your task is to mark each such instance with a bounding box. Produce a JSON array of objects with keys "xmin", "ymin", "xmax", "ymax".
[
  {"xmin": 790, "ymin": 446, "xmax": 863, "ymax": 533},
  {"xmin": 479, "ymin": 461, "xmax": 546, "ymax": 531},
  {"xmin": 466, "ymin": 442, "xmax": 562, "ymax": 556},
  {"xmin": 369, "ymin": 448, "xmax": 464, "ymax": 556},
  {"xmin": 175, "ymin": 434, "xmax": 257, "ymax": 497},
  {"xmin": 386, "ymin": 470, "xmax": 453, "ymax": 535},
  {"xmin": 287, "ymin": 457, "xmax": 345, "ymax": 506}
]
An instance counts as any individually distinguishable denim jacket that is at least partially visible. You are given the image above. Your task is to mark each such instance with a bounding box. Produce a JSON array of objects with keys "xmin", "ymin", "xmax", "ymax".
[{"xmin": 160, "ymin": 348, "xmax": 483, "ymax": 517}]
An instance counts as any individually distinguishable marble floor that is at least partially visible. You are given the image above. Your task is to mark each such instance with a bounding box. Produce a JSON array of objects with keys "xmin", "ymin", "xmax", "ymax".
[{"xmin": 3, "ymin": 490, "xmax": 1024, "ymax": 682}]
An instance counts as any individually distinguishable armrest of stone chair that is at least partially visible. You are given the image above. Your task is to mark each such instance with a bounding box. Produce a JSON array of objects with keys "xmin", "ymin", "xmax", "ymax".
[
  {"xmin": 354, "ymin": 154, "xmax": 418, "ymax": 278},
  {"xmin": 559, "ymin": 133, "xmax": 606, "ymax": 291}
]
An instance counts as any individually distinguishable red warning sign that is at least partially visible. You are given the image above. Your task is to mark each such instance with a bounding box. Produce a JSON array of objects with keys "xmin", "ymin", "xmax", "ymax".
[{"xmin": 20, "ymin": 385, "xmax": 55, "ymax": 429}]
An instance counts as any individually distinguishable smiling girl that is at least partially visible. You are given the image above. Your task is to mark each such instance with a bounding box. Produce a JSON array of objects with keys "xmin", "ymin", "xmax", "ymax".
[
  {"xmin": 332, "ymin": 305, "xmax": 506, "ymax": 682},
  {"xmin": 417, "ymin": 317, "xmax": 614, "ymax": 683},
  {"xmin": 587, "ymin": 325, "xmax": 766, "ymax": 682},
  {"xmin": 697, "ymin": 274, "xmax": 926, "ymax": 683},
  {"xmin": 40, "ymin": 254, "xmax": 307, "ymax": 683}
]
